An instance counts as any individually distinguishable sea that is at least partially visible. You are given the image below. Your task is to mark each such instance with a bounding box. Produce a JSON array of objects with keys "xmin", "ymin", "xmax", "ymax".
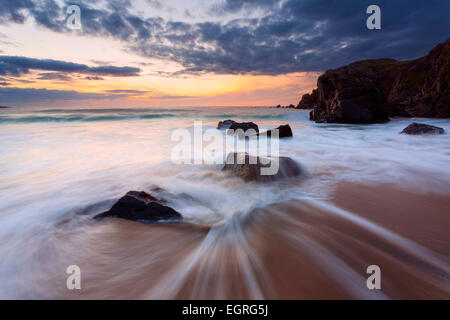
[{"xmin": 0, "ymin": 106, "xmax": 449, "ymax": 299}]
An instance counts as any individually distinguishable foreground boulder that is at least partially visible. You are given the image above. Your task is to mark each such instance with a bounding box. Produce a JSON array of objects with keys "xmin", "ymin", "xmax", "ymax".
[
  {"xmin": 401, "ymin": 123, "xmax": 445, "ymax": 135},
  {"xmin": 222, "ymin": 152, "xmax": 301, "ymax": 182},
  {"xmin": 94, "ymin": 191, "xmax": 182, "ymax": 223},
  {"xmin": 300, "ymin": 39, "xmax": 450, "ymax": 123},
  {"xmin": 255, "ymin": 124, "xmax": 293, "ymax": 138}
]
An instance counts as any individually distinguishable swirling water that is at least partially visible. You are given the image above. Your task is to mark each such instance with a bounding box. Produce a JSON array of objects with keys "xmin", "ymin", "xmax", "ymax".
[{"xmin": 0, "ymin": 106, "xmax": 449, "ymax": 299}]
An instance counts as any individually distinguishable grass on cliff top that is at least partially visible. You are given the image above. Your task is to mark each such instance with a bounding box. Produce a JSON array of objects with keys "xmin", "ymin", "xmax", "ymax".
[
  {"xmin": 353, "ymin": 58, "xmax": 417, "ymax": 69},
  {"xmin": 352, "ymin": 58, "xmax": 427, "ymax": 91}
]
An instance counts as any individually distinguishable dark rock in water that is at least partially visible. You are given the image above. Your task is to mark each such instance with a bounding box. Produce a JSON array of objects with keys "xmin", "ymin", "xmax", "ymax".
[
  {"xmin": 270, "ymin": 124, "xmax": 293, "ymax": 138},
  {"xmin": 229, "ymin": 121, "xmax": 259, "ymax": 133},
  {"xmin": 0, "ymin": 106, "xmax": 9, "ymax": 108},
  {"xmin": 401, "ymin": 123, "xmax": 445, "ymax": 135},
  {"xmin": 217, "ymin": 120, "xmax": 259, "ymax": 137},
  {"xmin": 94, "ymin": 191, "xmax": 182, "ymax": 223},
  {"xmin": 297, "ymin": 89, "xmax": 319, "ymax": 109},
  {"xmin": 217, "ymin": 119, "xmax": 237, "ymax": 129},
  {"xmin": 275, "ymin": 104, "xmax": 296, "ymax": 109},
  {"xmin": 255, "ymin": 124, "xmax": 293, "ymax": 138},
  {"xmin": 302, "ymin": 39, "xmax": 450, "ymax": 123},
  {"xmin": 222, "ymin": 152, "xmax": 301, "ymax": 182}
]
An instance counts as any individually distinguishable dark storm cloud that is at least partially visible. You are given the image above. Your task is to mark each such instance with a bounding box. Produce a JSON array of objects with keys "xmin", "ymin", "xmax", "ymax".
[
  {"xmin": 141, "ymin": 0, "xmax": 449, "ymax": 74},
  {"xmin": 37, "ymin": 72, "xmax": 73, "ymax": 81},
  {"xmin": 0, "ymin": 56, "xmax": 141, "ymax": 77},
  {"xmin": 85, "ymin": 76, "xmax": 105, "ymax": 81},
  {"xmin": 215, "ymin": 0, "xmax": 280, "ymax": 13},
  {"xmin": 0, "ymin": 87, "xmax": 126, "ymax": 103},
  {"xmin": 106, "ymin": 89, "xmax": 149, "ymax": 94},
  {"xmin": 65, "ymin": 0, "xmax": 161, "ymax": 41},
  {"xmin": 0, "ymin": 0, "xmax": 34, "ymax": 24},
  {"xmin": 0, "ymin": 0, "xmax": 448, "ymax": 75}
]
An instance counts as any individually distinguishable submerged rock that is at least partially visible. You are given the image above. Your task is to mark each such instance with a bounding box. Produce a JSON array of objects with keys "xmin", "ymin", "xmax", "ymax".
[
  {"xmin": 94, "ymin": 191, "xmax": 182, "ymax": 223},
  {"xmin": 222, "ymin": 152, "xmax": 301, "ymax": 182},
  {"xmin": 401, "ymin": 123, "xmax": 445, "ymax": 135}
]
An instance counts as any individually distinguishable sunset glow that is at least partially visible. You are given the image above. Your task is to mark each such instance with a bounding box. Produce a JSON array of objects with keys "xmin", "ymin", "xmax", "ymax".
[{"xmin": 0, "ymin": 12, "xmax": 319, "ymax": 107}]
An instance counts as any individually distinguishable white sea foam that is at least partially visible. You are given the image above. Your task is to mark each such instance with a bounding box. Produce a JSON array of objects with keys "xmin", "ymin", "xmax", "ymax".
[{"xmin": 0, "ymin": 106, "xmax": 449, "ymax": 298}]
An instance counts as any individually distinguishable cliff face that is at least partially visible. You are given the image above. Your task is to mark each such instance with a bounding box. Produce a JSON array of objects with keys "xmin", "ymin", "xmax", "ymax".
[{"xmin": 302, "ymin": 39, "xmax": 450, "ymax": 123}]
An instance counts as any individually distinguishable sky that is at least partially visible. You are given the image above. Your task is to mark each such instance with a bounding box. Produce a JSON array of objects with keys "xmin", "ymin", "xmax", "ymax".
[{"xmin": 0, "ymin": 0, "xmax": 448, "ymax": 107}]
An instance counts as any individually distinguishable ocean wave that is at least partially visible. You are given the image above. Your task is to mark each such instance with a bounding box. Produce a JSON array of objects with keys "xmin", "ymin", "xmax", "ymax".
[
  {"xmin": 0, "ymin": 112, "xmax": 290, "ymax": 123},
  {"xmin": 203, "ymin": 114, "xmax": 288, "ymax": 120},
  {"xmin": 0, "ymin": 114, "xmax": 177, "ymax": 123}
]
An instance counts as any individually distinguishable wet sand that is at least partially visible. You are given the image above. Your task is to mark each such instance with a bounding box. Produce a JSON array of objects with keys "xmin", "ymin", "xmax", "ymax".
[
  {"xmin": 18, "ymin": 182, "xmax": 449, "ymax": 300},
  {"xmin": 333, "ymin": 183, "xmax": 450, "ymax": 257}
]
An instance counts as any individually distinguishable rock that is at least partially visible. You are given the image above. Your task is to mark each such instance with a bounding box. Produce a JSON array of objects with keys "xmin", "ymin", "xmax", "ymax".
[
  {"xmin": 222, "ymin": 152, "xmax": 302, "ymax": 182},
  {"xmin": 297, "ymin": 89, "xmax": 319, "ymax": 109},
  {"xmin": 275, "ymin": 104, "xmax": 295, "ymax": 109},
  {"xmin": 217, "ymin": 120, "xmax": 259, "ymax": 135},
  {"xmin": 217, "ymin": 119, "xmax": 237, "ymax": 129},
  {"xmin": 310, "ymin": 64, "xmax": 391, "ymax": 123},
  {"xmin": 400, "ymin": 123, "xmax": 445, "ymax": 135},
  {"xmin": 275, "ymin": 124, "xmax": 293, "ymax": 138},
  {"xmin": 256, "ymin": 124, "xmax": 293, "ymax": 138},
  {"xmin": 303, "ymin": 39, "xmax": 450, "ymax": 123},
  {"xmin": 228, "ymin": 121, "xmax": 259, "ymax": 134},
  {"xmin": 94, "ymin": 191, "xmax": 182, "ymax": 223}
]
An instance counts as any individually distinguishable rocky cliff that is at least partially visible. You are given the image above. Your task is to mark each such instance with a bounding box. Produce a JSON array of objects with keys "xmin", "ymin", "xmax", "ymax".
[
  {"xmin": 300, "ymin": 39, "xmax": 449, "ymax": 123},
  {"xmin": 297, "ymin": 89, "xmax": 319, "ymax": 109}
]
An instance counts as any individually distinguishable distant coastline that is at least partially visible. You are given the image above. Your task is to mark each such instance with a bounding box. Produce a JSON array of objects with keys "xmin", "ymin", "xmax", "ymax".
[{"xmin": 0, "ymin": 106, "xmax": 9, "ymax": 108}]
